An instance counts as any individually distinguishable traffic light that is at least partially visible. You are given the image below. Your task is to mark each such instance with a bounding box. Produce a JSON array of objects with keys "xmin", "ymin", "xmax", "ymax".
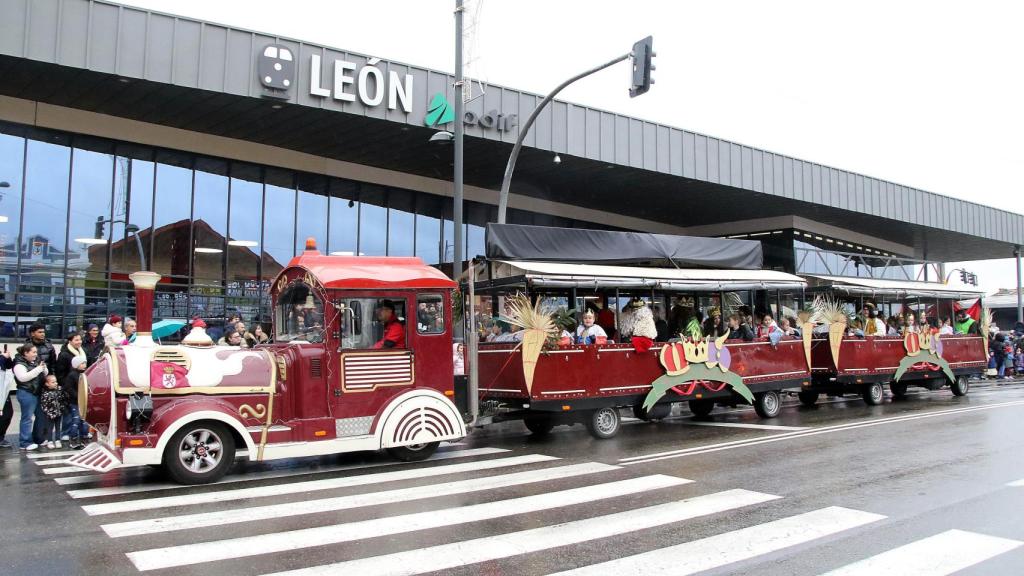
[
  {"xmin": 958, "ymin": 269, "xmax": 967, "ymax": 283},
  {"xmin": 629, "ymin": 36, "xmax": 655, "ymax": 98},
  {"xmin": 94, "ymin": 216, "xmax": 105, "ymax": 240}
]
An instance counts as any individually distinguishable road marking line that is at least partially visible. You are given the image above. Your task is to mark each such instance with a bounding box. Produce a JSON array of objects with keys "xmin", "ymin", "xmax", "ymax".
[
  {"xmin": 126, "ymin": 474, "xmax": 693, "ymax": 571},
  {"xmin": 63, "ymin": 447, "xmax": 508, "ymax": 494},
  {"xmin": 83, "ymin": 454, "xmax": 558, "ymax": 515},
  {"xmin": 27, "ymin": 450, "xmax": 79, "ymax": 459},
  {"xmin": 34, "ymin": 458, "xmax": 71, "ymax": 466},
  {"xmin": 102, "ymin": 462, "xmax": 627, "ymax": 538},
  {"xmin": 820, "ymin": 529, "xmax": 1023, "ymax": 575},
  {"xmin": 258, "ymin": 488, "xmax": 780, "ymax": 576},
  {"xmin": 680, "ymin": 421, "xmax": 810, "ymax": 431},
  {"xmin": 621, "ymin": 399, "xmax": 1024, "ymax": 465},
  {"xmin": 551, "ymin": 506, "xmax": 885, "ymax": 575},
  {"xmin": 44, "ymin": 464, "xmax": 146, "ymax": 475},
  {"xmin": 1008, "ymin": 479, "xmax": 1024, "ymax": 487}
]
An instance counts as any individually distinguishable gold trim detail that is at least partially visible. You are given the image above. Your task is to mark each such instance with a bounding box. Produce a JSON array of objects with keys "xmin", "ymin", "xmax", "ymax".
[
  {"xmin": 257, "ymin": 350, "xmax": 278, "ymax": 461},
  {"xmin": 239, "ymin": 404, "xmax": 267, "ymax": 419},
  {"xmin": 276, "ymin": 355, "xmax": 287, "ymax": 382}
]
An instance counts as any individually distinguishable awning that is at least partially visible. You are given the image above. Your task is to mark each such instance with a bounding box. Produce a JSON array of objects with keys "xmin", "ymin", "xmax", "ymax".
[
  {"xmin": 479, "ymin": 260, "xmax": 806, "ymax": 292},
  {"xmin": 485, "ymin": 223, "xmax": 763, "ymax": 269},
  {"xmin": 806, "ymin": 275, "xmax": 985, "ymax": 299}
]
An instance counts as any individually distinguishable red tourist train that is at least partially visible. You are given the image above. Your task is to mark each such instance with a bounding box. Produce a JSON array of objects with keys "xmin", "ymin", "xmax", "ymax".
[{"xmin": 68, "ymin": 225, "xmax": 987, "ymax": 483}]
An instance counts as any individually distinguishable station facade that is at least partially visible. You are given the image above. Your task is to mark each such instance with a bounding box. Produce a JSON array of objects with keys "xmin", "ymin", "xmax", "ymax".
[{"xmin": 1, "ymin": 0, "xmax": 1021, "ymax": 337}]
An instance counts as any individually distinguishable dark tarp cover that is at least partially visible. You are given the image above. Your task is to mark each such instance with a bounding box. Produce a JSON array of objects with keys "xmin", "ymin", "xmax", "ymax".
[{"xmin": 485, "ymin": 224, "xmax": 763, "ymax": 270}]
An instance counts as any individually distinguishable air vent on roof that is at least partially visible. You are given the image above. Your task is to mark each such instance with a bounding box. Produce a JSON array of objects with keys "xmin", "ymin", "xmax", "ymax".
[{"xmin": 151, "ymin": 348, "xmax": 191, "ymax": 369}]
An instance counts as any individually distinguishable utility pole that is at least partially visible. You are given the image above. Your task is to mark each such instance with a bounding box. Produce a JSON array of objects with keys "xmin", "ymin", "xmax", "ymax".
[
  {"xmin": 1016, "ymin": 246, "xmax": 1022, "ymax": 324},
  {"xmin": 452, "ymin": 0, "xmax": 465, "ymax": 281}
]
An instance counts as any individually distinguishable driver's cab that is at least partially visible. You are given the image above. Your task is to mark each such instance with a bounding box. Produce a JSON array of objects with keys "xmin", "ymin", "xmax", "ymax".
[{"xmin": 270, "ymin": 241, "xmax": 457, "ymax": 429}]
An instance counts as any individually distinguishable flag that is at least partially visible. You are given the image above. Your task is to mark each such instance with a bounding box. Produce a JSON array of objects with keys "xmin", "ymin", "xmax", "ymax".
[{"xmin": 150, "ymin": 362, "xmax": 188, "ymax": 389}]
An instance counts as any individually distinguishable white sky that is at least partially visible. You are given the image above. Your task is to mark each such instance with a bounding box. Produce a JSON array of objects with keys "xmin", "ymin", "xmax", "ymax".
[{"xmin": 120, "ymin": 0, "xmax": 1024, "ymax": 294}]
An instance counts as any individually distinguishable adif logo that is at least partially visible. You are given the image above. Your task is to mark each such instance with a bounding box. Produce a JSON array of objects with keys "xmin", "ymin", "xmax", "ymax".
[
  {"xmin": 424, "ymin": 92, "xmax": 518, "ymax": 132},
  {"xmin": 259, "ymin": 44, "xmax": 295, "ymax": 99}
]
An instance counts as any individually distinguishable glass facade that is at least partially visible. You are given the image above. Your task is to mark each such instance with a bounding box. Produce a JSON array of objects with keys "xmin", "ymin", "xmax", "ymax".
[{"xmin": 0, "ymin": 121, "xmax": 587, "ymax": 338}]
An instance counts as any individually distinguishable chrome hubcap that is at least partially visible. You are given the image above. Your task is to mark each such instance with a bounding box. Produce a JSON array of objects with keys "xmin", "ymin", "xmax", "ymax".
[
  {"xmin": 178, "ymin": 428, "xmax": 223, "ymax": 474},
  {"xmin": 764, "ymin": 394, "xmax": 778, "ymax": 413},
  {"xmin": 872, "ymin": 385, "xmax": 882, "ymax": 401},
  {"xmin": 595, "ymin": 409, "xmax": 618, "ymax": 433}
]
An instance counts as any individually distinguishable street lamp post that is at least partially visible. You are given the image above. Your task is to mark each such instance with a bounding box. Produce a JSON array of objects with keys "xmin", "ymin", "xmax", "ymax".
[{"xmin": 452, "ymin": 0, "xmax": 465, "ymax": 282}]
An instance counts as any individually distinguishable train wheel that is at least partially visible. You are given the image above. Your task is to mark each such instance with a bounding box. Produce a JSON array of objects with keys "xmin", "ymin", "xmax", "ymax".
[
  {"xmin": 798, "ymin": 391, "xmax": 819, "ymax": 407},
  {"xmin": 951, "ymin": 376, "xmax": 970, "ymax": 396},
  {"xmin": 524, "ymin": 415, "xmax": 555, "ymax": 436},
  {"xmin": 387, "ymin": 441, "xmax": 440, "ymax": 462},
  {"xmin": 163, "ymin": 421, "xmax": 235, "ymax": 485},
  {"xmin": 634, "ymin": 403, "xmax": 671, "ymax": 421},
  {"xmin": 688, "ymin": 400, "xmax": 715, "ymax": 418},
  {"xmin": 586, "ymin": 407, "xmax": 621, "ymax": 439},
  {"xmin": 862, "ymin": 382, "xmax": 884, "ymax": 405},
  {"xmin": 890, "ymin": 381, "xmax": 908, "ymax": 399},
  {"xmin": 753, "ymin": 391, "xmax": 782, "ymax": 418}
]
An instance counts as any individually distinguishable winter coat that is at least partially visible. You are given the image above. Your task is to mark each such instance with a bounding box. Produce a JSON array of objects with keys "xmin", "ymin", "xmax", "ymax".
[
  {"xmin": 82, "ymin": 335, "xmax": 104, "ymax": 366},
  {"xmin": 25, "ymin": 337, "xmax": 57, "ymax": 375},
  {"xmin": 13, "ymin": 355, "xmax": 47, "ymax": 395},
  {"xmin": 55, "ymin": 345, "xmax": 87, "ymax": 403}
]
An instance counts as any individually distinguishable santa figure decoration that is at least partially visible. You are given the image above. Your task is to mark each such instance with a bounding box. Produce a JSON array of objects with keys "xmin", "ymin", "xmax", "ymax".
[{"xmin": 629, "ymin": 300, "xmax": 658, "ymax": 353}]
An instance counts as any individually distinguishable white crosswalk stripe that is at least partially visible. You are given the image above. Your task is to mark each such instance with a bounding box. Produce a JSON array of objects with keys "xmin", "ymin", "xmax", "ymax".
[
  {"xmin": 63, "ymin": 446, "xmax": 508, "ymax": 495},
  {"xmin": 1007, "ymin": 478, "xmax": 1024, "ymax": 487},
  {"xmin": 101, "ymin": 461, "xmax": 624, "ymax": 537},
  {"xmin": 126, "ymin": 474, "xmax": 691, "ymax": 571},
  {"xmin": 551, "ymin": 506, "xmax": 885, "ymax": 576},
  {"xmin": 260, "ymin": 489, "xmax": 781, "ymax": 576},
  {"xmin": 820, "ymin": 529, "xmax": 1023, "ymax": 575},
  {"xmin": 83, "ymin": 453, "xmax": 557, "ymax": 516}
]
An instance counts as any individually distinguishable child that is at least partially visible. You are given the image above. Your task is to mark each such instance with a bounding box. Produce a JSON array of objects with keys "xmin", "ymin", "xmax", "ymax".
[{"xmin": 39, "ymin": 374, "xmax": 64, "ymax": 449}]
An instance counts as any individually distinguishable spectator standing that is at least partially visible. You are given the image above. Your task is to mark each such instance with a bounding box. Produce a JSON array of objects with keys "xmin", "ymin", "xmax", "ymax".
[
  {"xmin": 25, "ymin": 323, "xmax": 56, "ymax": 446},
  {"xmin": 38, "ymin": 374, "xmax": 64, "ymax": 449},
  {"xmin": 56, "ymin": 332, "xmax": 90, "ymax": 447},
  {"xmin": 82, "ymin": 324, "xmax": 104, "ymax": 366},
  {"xmin": 13, "ymin": 343, "xmax": 47, "ymax": 451},
  {"xmin": 990, "ymin": 333, "xmax": 1008, "ymax": 379}
]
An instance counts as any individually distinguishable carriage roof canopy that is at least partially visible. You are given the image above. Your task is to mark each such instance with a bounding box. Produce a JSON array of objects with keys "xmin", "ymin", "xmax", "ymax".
[
  {"xmin": 806, "ymin": 275, "xmax": 985, "ymax": 299},
  {"xmin": 485, "ymin": 224, "xmax": 763, "ymax": 269},
  {"xmin": 278, "ymin": 254, "xmax": 456, "ymax": 290}
]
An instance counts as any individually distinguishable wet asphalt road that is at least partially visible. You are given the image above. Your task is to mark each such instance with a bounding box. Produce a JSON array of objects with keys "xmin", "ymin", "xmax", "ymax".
[{"xmin": 2, "ymin": 381, "xmax": 1023, "ymax": 576}]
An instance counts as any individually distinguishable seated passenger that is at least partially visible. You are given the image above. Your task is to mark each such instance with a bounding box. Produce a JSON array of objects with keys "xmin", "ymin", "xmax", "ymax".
[
  {"xmin": 702, "ymin": 307, "xmax": 728, "ymax": 338},
  {"xmin": 756, "ymin": 313, "xmax": 779, "ymax": 339},
  {"xmin": 864, "ymin": 310, "xmax": 886, "ymax": 336},
  {"xmin": 779, "ymin": 317, "xmax": 800, "ymax": 337},
  {"xmin": 373, "ymin": 300, "xmax": 406, "ymax": 349},
  {"xmin": 954, "ymin": 310, "xmax": 980, "ymax": 335},
  {"xmin": 725, "ymin": 314, "xmax": 754, "ymax": 342},
  {"xmin": 847, "ymin": 319, "xmax": 865, "ymax": 338},
  {"xmin": 901, "ymin": 313, "xmax": 919, "ymax": 335},
  {"xmin": 575, "ymin": 310, "xmax": 608, "ymax": 345}
]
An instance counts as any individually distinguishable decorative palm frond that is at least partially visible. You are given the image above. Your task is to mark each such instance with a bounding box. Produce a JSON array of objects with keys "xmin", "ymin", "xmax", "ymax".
[
  {"xmin": 796, "ymin": 309, "xmax": 812, "ymax": 324},
  {"xmin": 811, "ymin": 294, "xmax": 847, "ymax": 325},
  {"xmin": 498, "ymin": 293, "xmax": 558, "ymax": 336},
  {"xmin": 981, "ymin": 308, "xmax": 993, "ymax": 335}
]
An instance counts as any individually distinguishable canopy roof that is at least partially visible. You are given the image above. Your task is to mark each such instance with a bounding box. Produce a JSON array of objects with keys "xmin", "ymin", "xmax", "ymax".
[
  {"xmin": 485, "ymin": 224, "xmax": 762, "ymax": 269},
  {"xmin": 806, "ymin": 275, "xmax": 984, "ymax": 299},
  {"xmin": 479, "ymin": 260, "xmax": 806, "ymax": 292},
  {"xmin": 279, "ymin": 253, "xmax": 456, "ymax": 290}
]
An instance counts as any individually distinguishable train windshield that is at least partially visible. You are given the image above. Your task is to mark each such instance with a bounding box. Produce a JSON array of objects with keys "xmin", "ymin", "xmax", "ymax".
[{"xmin": 274, "ymin": 282, "xmax": 325, "ymax": 343}]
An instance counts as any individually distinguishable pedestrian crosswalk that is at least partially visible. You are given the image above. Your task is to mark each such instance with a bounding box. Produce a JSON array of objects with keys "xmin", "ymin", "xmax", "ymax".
[{"xmin": 16, "ymin": 443, "xmax": 1024, "ymax": 575}]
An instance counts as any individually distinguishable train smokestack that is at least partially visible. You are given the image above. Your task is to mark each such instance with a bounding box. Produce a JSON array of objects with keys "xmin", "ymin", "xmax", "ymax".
[{"xmin": 129, "ymin": 271, "xmax": 162, "ymax": 347}]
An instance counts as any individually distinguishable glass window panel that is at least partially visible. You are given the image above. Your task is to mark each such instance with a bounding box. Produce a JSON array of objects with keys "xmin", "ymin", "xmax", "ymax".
[
  {"xmin": 19, "ymin": 136, "xmax": 71, "ymax": 324},
  {"xmin": 228, "ymin": 164, "xmax": 265, "ymax": 318},
  {"xmin": 113, "ymin": 156, "xmax": 154, "ymax": 274},
  {"xmin": 66, "ymin": 145, "xmax": 115, "ymax": 332},
  {"xmin": 328, "ymin": 179, "xmax": 358, "ymax": 256},
  {"xmin": 296, "ymin": 174, "xmax": 328, "ymax": 254},
  {"xmin": 262, "ymin": 173, "xmax": 295, "ymax": 279},
  {"xmin": 151, "ymin": 152, "xmax": 193, "ymax": 280},
  {"xmin": 416, "ymin": 213, "xmax": 440, "ymax": 265},
  {"xmin": 387, "ymin": 188, "xmax": 415, "ymax": 257},
  {"xmin": 191, "ymin": 158, "xmax": 228, "ymax": 285},
  {"xmin": 0, "ymin": 132, "xmax": 25, "ymax": 318},
  {"xmin": 467, "ymin": 223, "xmax": 485, "ymax": 261},
  {"xmin": 359, "ymin": 185, "xmax": 388, "ymax": 257}
]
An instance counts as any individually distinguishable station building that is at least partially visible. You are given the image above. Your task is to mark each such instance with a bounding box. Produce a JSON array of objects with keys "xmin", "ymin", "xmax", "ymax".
[{"xmin": 1, "ymin": 0, "xmax": 1021, "ymax": 337}]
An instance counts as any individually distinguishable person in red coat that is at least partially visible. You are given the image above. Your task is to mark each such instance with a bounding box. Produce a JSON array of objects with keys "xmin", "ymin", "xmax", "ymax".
[{"xmin": 374, "ymin": 300, "xmax": 406, "ymax": 349}]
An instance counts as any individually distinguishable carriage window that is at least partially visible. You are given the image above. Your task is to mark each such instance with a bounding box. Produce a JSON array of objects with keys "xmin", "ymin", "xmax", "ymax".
[
  {"xmin": 417, "ymin": 294, "xmax": 445, "ymax": 334},
  {"xmin": 274, "ymin": 283, "xmax": 325, "ymax": 343},
  {"xmin": 340, "ymin": 297, "xmax": 407, "ymax": 349}
]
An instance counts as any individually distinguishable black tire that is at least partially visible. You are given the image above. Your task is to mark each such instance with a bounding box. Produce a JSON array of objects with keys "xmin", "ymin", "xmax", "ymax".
[
  {"xmin": 586, "ymin": 407, "xmax": 621, "ymax": 439},
  {"xmin": 688, "ymin": 400, "xmax": 715, "ymax": 418},
  {"xmin": 753, "ymin": 391, "xmax": 782, "ymax": 418},
  {"xmin": 387, "ymin": 441, "xmax": 440, "ymax": 462},
  {"xmin": 862, "ymin": 382, "xmax": 884, "ymax": 405},
  {"xmin": 634, "ymin": 403, "xmax": 671, "ymax": 421},
  {"xmin": 890, "ymin": 381, "xmax": 908, "ymax": 399},
  {"xmin": 162, "ymin": 421, "xmax": 236, "ymax": 485},
  {"xmin": 798, "ymin": 391, "xmax": 819, "ymax": 407},
  {"xmin": 524, "ymin": 415, "xmax": 555, "ymax": 436},
  {"xmin": 951, "ymin": 375, "xmax": 970, "ymax": 396}
]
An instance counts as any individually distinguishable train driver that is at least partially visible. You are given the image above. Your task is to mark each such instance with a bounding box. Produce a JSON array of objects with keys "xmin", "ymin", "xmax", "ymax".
[{"xmin": 374, "ymin": 300, "xmax": 406, "ymax": 349}]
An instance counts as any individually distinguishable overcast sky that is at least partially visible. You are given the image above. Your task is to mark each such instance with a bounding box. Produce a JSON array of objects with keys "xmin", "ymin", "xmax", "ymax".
[{"xmin": 120, "ymin": 0, "xmax": 1024, "ymax": 294}]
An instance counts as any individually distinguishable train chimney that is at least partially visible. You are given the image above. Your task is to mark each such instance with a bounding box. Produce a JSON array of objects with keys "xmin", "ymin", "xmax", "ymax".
[{"xmin": 129, "ymin": 271, "xmax": 162, "ymax": 347}]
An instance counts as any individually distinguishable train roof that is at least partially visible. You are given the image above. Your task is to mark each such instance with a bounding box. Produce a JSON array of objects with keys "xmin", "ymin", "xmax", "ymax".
[
  {"xmin": 806, "ymin": 275, "xmax": 985, "ymax": 299},
  {"xmin": 477, "ymin": 260, "xmax": 806, "ymax": 292},
  {"xmin": 278, "ymin": 250, "xmax": 456, "ymax": 290}
]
